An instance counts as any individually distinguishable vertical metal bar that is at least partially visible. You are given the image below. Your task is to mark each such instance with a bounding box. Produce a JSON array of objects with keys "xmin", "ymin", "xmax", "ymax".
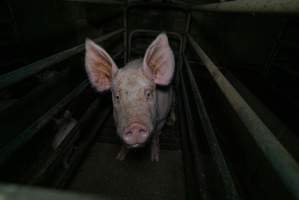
[
  {"xmin": 179, "ymin": 70, "xmax": 209, "ymax": 200},
  {"xmin": 187, "ymin": 34, "xmax": 299, "ymax": 200},
  {"xmin": 264, "ymin": 20, "xmax": 288, "ymax": 78},
  {"xmin": 184, "ymin": 56, "xmax": 240, "ymax": 200},
  {"xmin": 123, "ymin": 1, "xmax": 128, "ymax": 64},
  {"xmin": 183, "ymin": 12, "xmax": 191, "ymax": 53},
  {"xmin": 5, "ymin": 0, "xmax": 19, "ymax": 41}
]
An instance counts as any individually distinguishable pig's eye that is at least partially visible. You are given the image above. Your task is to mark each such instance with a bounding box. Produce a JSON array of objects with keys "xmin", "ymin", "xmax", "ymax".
[
  {"xmin": 115, "ymin": 94, "xmax": 120, "ymax": 102},
  {"xmin": 145, "ymin": 89, "xmax": 152, "ymax": 100}
]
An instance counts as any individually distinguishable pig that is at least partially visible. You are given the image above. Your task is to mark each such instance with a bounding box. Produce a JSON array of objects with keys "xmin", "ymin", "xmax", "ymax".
[{"xmin": 85, "ymin": 33, "xmax": 175, "ymax": 161}]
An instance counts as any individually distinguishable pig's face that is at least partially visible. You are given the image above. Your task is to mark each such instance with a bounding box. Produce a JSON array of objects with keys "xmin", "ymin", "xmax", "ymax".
[
  {"xmin": 111, "ymin": 64, "xmax": 156, "ymax": 147},
  {"xmin": 85, "ymin": 33, "xmax": 174, "ymax": 148}
]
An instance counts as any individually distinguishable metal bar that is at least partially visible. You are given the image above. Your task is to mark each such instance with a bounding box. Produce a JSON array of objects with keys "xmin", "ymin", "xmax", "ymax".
[
  {"xmin": 6, "ymin": 51, "xmax": 121, "ymax": 183},
  {"xmin": 123, "ymin": 1, "xmax": 128, "ymax": 64},
  {"xmin": 193, "ymin": 0, "xmax": 299, "ymax": 14},
  {"xmin": 55, "ymin": 106, "xmax": 111, "ymax": 187},
  {"xmin": 187, "ymin": 34, "xmax": 299, "ymax": 200},
  {"xmin": 0, "ymin": 29, "xmax": 123, "ymax": 90},
  {"xmin": 0, "ymin": 184, "xmax": 107, "ymax": 200},
  {"xmin": 182, "ymin": 13, "xmax": 191, "ymax": 54},
  {"xmin": 176, "ymin": 80, "xmax": 199, "ymax": 200},
  {"xmin": 184, "ymin": 56, "xmax": 240, "ymax": 200},
  {"xmin": 127, "ymin": 2, "xmax": 188, "ymax": 12},
  {"xmin": 224, "ymin": 69, "xmax": 299, "ymax": 162},
  {"xmin": 264, "ymin": 20, "xmax": 288, "ymax": 78},
  {"xmin": 113, "ymin": 48, "xmax": 124, "ymax": 60},
  {"xmin": 28, "ymin": 99, "xmax": 100, "ymax": 184},
  {"xmin": 64, "ymin": 0, "xmax": 124, "ymax": 5},
  {"xmin": 0, "ymin": 80, "xmax": 89, "ymax": 165},
  {"xmin": 179, "ymin": 69, "xmax": 209, "ymax": 200},
  {"xmin": 127, "ymin": 29, "xmax": 183, "ymax": 60}
]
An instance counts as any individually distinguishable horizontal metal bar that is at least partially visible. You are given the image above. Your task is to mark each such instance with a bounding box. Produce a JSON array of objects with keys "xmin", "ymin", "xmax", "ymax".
[
  {"xmin": 183, "ymin": 56, "xmax": 240, "ymax": 200},
  {"xmin": 0, "ymin": 80, "xmax": 89, "ymax": 165},
  {"xmin": 187, "ymin": 34, "xmax": 299, "ymax": 200},
  {"xmin": 28, "ymin": 98, "xmax": 100, "ymax": 184},
  {"xmin": 193, "ymin": 0, "xmax": 299, "ymax": 14},
  {"xmin": 127, "ymin": 2, "xmax": 188, "ymax": 12},
  {"xmin": 0, "ymin": 28, "xmax": 124, "ymax": 90},
  {"xmin": 65, "ymin": 0, "xmax": 124, "ymax": 5},
  {"xmin": 67, "ymin": 1, "xmax": 189, "ymax": 10},
  {"xmin": 127, "ymin": 29, "xmax": 183, "ymax": 60},
  {"xmin": 0, "ymin": 184, "xmax": 107, "ymax": 200}
]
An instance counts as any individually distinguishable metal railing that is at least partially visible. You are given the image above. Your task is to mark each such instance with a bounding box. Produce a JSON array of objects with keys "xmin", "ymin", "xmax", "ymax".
[
  {"xmin": 0, "ymin": 29, "xmax": 123, "ymax": 90},
  {"xmin": 187, "ymin": 32, "xmax": 299, "ymax": 200}
]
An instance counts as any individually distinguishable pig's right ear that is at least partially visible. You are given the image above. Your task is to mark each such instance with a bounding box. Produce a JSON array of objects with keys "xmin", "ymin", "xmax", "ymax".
[{"xmin": 85, "ymin": 39, "xmax": 118, "ymax": 92}]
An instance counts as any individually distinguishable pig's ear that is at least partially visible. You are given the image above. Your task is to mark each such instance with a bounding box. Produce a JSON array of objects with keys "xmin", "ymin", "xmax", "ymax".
[
  {"xmin": 143, "ymin": 33, "xmax": 175, "ymax": 86},
  {"xmin": 85, "ymin": 39, "xmax": 118, "ymax": 92}
]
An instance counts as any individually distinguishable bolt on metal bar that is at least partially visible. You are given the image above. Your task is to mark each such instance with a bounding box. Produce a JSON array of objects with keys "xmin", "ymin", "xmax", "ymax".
[
  {"xmin": 184, "ymin": 56, "xmax": 240, "ymax": 200},
  {"xmin": 187, "ymin": 34, "xmax": 299, "ymax": 200},
  {"xmin": 193, "ymin": 0, "xmax": 299, "ymax": 15},
  {"xmin": 0, "ymin": 28, "xmax": 124, "ymax": 90}
]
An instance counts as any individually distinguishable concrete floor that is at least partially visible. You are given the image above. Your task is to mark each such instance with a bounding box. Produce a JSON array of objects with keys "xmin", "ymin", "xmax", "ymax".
[{"xmin": 68, "ymin": 142, "xmax": 186, "ymax": 200}]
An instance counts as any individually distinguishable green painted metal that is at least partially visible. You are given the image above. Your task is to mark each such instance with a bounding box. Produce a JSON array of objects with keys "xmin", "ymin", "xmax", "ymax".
[
  {"xmin": 187, "ymin": 34, "xmax": 299, "ymax": 200},
  {"xmin": 193, "ymin": 0, "xmax": 299, "ymax": 14},
  {"xmin": 0, "ymin": 184, "xmax": 109, "ymax": 200},
  {"xmin": 0, "ymin": 29, "xmax": 123, "ymax": 90}
]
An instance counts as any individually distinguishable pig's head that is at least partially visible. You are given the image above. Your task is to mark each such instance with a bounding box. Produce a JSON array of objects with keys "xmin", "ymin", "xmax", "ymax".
[{"xmin": 85, "ymin": 33, "xmax": 175, "ymax": 148}]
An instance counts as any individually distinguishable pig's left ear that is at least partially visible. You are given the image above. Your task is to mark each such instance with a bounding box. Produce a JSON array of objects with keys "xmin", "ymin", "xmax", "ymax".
[
  {"xmin": 85, "ymin": 39, "xmax": 118, "ymax": 92},
  {"xmin": 143, "ymin": 33, "xmax": 175, "ymax": 86}
]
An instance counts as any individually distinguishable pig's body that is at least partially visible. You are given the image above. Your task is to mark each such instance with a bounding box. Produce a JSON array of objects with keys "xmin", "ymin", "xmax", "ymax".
[{"xmin": 85, "ymin": 33, "xmax": 175, "ymax": 161}]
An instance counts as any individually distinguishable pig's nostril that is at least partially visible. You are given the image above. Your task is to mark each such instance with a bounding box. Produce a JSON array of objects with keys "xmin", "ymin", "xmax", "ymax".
[
  {"xmin": 139, "ymin": 128, "xmax": 147, "ymax": 134},
  {"xmin": 124, "ymin": 123, "xmax": 148, "ymax": 138},
  {"xmin": 125, "ymin": 130, "xmax": 133, "ymax": 136}
]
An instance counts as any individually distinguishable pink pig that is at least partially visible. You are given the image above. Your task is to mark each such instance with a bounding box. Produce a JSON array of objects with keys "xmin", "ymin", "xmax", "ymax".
[{"xmin": 85, "ymin": 33, "xmax": 175, "ymax": 161}]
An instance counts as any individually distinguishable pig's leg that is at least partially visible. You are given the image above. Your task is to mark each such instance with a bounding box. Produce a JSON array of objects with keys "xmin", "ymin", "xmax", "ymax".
[
  {"xmin": 116, "ymin": 144, "xmax": 129, "ymax": 161},
  {"xmin": 151, "ymin": 133, "xmax": 160, "ymax": 162}
]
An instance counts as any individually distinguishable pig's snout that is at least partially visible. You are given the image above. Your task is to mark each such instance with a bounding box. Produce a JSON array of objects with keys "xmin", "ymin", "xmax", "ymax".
[{"xmin": 123, "ymin": 123, "xmax": 149, "ymax": 147}]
